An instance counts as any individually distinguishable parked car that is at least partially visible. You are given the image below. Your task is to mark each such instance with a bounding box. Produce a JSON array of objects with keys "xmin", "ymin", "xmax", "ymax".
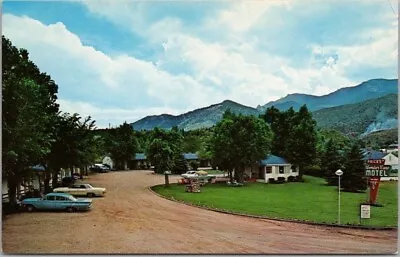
[
  {"xmin": 53, "ymin": 183, "xmax": 106, "ymax": 197},
  {"xmin": 181, "ymin": 170, "xmax": 210, "ymax": 178},
  {"xmin": 181, "ymin": 170, "xmax": 199, "ymax": 178},
  {"xmin": 90, "ymin": 164, "xmax": 110, "ymax": 173},
  {"xmin": 21, "ymin": 192, "xmax": 92, "ymax": 212}
]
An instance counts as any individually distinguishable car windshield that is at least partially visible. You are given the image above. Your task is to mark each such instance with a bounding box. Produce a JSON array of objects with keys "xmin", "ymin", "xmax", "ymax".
[{"xmin": 85, "ymin": 184, "xmax": 93, "ymax": 188}]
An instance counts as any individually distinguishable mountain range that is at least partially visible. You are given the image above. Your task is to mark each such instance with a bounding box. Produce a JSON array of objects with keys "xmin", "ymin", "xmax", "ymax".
[
  {"xmin": 257, "ymin": 78, "xmax": 398, "ymax": 112},
  {"xmin": 131, "ymin": 78, "xmax": 398, "ymax": 135}
]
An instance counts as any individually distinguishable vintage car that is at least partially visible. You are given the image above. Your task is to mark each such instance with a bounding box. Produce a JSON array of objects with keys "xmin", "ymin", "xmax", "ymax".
[
  {"xmin": 21, "ymin": 192, "xmax": 92, "ymax": 212},
  {"xmin": 53, "ymin": 183, "xmax": 106, "ymax": 197},
  {"xmin": 181, "ymin": 170, "xmax": 209, "ymax": 178},
  {"xmin": 180, "ymin": 170, "xmax": 199, "ymax": 178},
  {"xmin": 89, "ymin": 164, "xmax": 110, "ymax": 173}
]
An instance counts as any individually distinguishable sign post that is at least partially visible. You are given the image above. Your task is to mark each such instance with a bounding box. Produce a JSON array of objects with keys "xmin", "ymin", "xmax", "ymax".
[
  {"xmin": 365, "ymin": 159, "xmax": 388, "ymax": 205},
  {"xmin": 335, "ymin": 169, "xmax": 343, "ymax": 225}
]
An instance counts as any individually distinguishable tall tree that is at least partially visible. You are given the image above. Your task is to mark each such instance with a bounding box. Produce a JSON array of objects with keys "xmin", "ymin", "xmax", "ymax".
[
  {"xmin": 2, "ymin": 36, "xmax": 59, "ymax": 205},
  {"xmin": 261, "ymin": 107, "xmax": 296, "ymax": 157},
  {"xmin": 148, "ymin": 138, "xmax": 173, "ymax": 174},
  {"xmin": 213, "ymin": 112, "xmax": 272, "ymax": 183},
  {"xmin": 287, "ymin": 105, "xmax": 318, "ymax": 179},
  {"xmin": 108, "ymin": 122, "xmax": 138, "ymax": 170},
  {"xmin": 45, "ymin": 113, "xmax": 97, "ymax": 190},
  {"xmin": 322, "ymin": 139, "xmax": 344, "ymax": 186},
  {"xmin": 147, "ymin": 127, "xmax": 184, "ymax": 174},
  {"xmin": 342, "ymin": 142, "xmax": 367, "ymax": 192},
  {"xmin": 261, "ymin": 105, "xmax": 318, "ymax": 180}
]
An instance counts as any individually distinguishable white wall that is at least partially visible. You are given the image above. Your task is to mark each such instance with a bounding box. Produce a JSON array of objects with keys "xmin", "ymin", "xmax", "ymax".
[
  {"xmin": 102, "ymin": 156, "xmax": 114, "ymax": 169},
  {"xmin": 264, "ymin": 165, "xmax": 299, "ymax": 183},
  {"xmin": 383, "ymin": 153, "xmax": 398, "ymax": 169}
]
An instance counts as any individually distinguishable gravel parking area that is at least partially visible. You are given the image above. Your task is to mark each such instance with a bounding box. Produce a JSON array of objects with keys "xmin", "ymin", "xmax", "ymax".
[{"xmin": 2, "ymin": 170, "xmax": 398, "ymax": 254}]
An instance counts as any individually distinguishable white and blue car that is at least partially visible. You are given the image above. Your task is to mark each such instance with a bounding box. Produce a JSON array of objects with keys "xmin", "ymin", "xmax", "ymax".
[{"xmin": 21, "ymin": 192, "xmax": 92, "ymax": 212}]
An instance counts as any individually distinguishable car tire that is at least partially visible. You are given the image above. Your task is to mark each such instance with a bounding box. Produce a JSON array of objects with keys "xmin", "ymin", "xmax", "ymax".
[
  {"xmin": 26, "ymin": 205, "xmax": 35, "ymax": 212},
  {"xmin": 87, "ymin": 193, "xmax": 95, "ymax": 198},
  {"xmin": 67, "ymin": 207, "xmax": 76, "ymax": 213}
]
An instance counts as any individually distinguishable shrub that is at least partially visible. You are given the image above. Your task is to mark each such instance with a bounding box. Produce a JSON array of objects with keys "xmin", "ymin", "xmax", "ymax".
[
  {"xmin": 268, "ymin": 178, "xmax": 275, "ymax": 184},
  {"xmin": 304, "ymin": 165, "xmax": 323, "ymax": 178},
  {"xmin": 277, "ymin": 177, "xmax": 286, "ymax": 183},
  {"xmin": 189, "ymin": 160, "xmax": 199, "ymax": 171},
  {"xmin": 288, "ymin": 176, "xmax": 295, "ymax": 182}
]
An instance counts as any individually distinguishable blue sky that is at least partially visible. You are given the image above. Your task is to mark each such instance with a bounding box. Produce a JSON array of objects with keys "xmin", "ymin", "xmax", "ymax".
[{"xmin": 3, "ymin": 0, "xmax": 398, "ymax": 128}]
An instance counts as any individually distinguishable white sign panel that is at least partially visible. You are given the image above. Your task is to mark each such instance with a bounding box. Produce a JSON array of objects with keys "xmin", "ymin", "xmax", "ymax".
[{"xmin": 360, "ymin": 204, "xmax": 371, "ymax": 219}]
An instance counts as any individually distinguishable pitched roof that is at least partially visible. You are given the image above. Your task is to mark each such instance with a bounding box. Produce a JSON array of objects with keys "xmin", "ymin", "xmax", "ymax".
[
  {"xmin": 259, "ymin": 155, "xmax": 290, "ymax": 166},
  {"xmin": 361, "ymin": 149, "xmax": 386, "ymax": 160},
  {"xmin": 29, "ymin": 165, "xmax": 46, "ymax": 171},
  {"xmin": 183, "ymin": 153, "xmax": 198, "ymax": 160},
  {"xmin": 134, "ymin": 153, "xmax": 147, "ymax": 160}
]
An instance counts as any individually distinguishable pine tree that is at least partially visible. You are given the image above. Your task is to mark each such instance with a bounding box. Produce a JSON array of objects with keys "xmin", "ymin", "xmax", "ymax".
[
  {"xmin": 342, "ymin": 142, "xmax": 367, "ymax": 192},
  {"xmin": 287, "ymin": 105, "xmax": 318, "ymax": 180},
  {"xmin": 322, "ymin": 139, "xmax": 343, "ymax": 186}
]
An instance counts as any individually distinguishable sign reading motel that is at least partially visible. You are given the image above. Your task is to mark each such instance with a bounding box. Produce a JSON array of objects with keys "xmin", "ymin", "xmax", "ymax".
[
  {"xmin": 365, "ymin": 169, "xmax": 390, "ymax": 177},
  {"xmin": 365, "ymin": 159, "xmax": 390, "ymax": 177}
]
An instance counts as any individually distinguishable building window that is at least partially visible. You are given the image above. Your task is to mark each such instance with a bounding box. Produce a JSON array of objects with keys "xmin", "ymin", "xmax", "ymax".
[
  {"xmin": 279, "ymin": 166, "xmax": 284, "ymax": 174},
  {"xmin": 266, "ymin": 167, "xmax": 272, "ymax": 174}
]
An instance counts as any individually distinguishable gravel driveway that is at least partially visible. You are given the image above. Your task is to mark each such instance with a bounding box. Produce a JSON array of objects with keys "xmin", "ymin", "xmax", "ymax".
[{"xmin": 2, "ymin": 170, "xmax": 397, "ymax": 254}]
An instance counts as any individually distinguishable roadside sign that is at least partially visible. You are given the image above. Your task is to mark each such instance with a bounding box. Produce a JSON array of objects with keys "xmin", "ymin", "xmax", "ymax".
[
  {"xmin": 367, "ymin": 159, "xmax": 385, "ymax": 165},
  {"xmin": 365, "ymin": 167, "xmax": 390, "ymax": 177},
  {"xmin": 365, "ymin": 159, "xmax": 390, "ymax": 177},
  {"xmin": 360, "ymin": 204, "xmax": 371, "ymax": 219}
]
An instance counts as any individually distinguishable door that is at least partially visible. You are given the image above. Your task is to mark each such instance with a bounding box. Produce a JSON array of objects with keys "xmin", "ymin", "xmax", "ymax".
[
  {"xmin": 37, "ymin": 195, "xmax": 57, "ymax": 210},
  {"xmin": 56, "ymin": 195, "xmax": 71, "ymax": 210}
]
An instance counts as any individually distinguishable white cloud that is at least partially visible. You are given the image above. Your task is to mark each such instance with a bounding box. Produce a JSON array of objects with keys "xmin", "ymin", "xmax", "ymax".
[
  {"xmin": 214, "ymin": 0, "xmax": 292, "ymax": 32},
  {"xmin": 3, "ymin": 0, "xmax": 397, "ymax": 128},
  {"xmin": 2, "ymin": 14, "xmax": 225, "ymax": 125}
]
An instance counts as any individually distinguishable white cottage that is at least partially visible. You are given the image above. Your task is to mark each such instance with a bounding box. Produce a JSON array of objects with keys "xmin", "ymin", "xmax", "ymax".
[
  {"xmin": 383, "ymin": 152, "xmax": 398, "ymax": 171},
  {"xmin": 102, "ymin": 156, "xmax": 114, "ymax": 170},
  {"xmin": 244, "ymin": 155, "xmax": 299, "ymax": 183}
]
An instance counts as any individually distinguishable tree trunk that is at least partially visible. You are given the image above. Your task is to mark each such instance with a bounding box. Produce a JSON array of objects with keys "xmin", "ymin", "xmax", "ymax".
[
  {"xmin": 298, "ymin": 165, "xmax": 305, "ymax": 182},
  {"xmin": 164, "ymin": 173, "xmax": 170, "ymax": 186},
  {"xmin": 37, "ymin": 173, "xmax": 42, "ymax": 192},
  {"xmin": 52, "ymin": 169, "xmax": 59, "ymax": 189},
  {"xmin": 228, "ymin": 170, "xmax": 233, "ymax": 183},
  {"xmin": 43, "ymin": 173, "xmax": 51, "ymax": 194},
  {"xmin": 7, "ymin": 176, "xmax": 18, "ymax": 208},
  {"xmin": 237, "ymin": 165, "xmax": 245, "ymax": 183}
]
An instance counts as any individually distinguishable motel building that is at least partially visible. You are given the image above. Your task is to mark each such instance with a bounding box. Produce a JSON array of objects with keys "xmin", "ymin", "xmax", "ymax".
[{"xmin": 244, "ymin": 154, "xmax": 299, "ymax": 183}]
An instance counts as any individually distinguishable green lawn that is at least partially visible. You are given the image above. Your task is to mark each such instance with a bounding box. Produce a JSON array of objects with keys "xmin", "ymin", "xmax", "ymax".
[
  {"xmin": 202, "ymin": 169, "xmax": 225, "ymax": 175},
  {"xmin": 152, "ymin": 176, "xmax": 398, "ymax": 227}
]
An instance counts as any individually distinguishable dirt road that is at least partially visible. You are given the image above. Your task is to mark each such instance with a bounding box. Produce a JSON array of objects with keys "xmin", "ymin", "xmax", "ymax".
[{"xmin": 2, "ymin": 170, "xmax": 398, "ymax": 254}]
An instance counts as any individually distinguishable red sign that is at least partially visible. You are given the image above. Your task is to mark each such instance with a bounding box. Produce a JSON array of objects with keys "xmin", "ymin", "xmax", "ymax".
[
  {"xmin": 367, "ymin": 159, "xmax": 385, "ymax": 165},
  {"xmin": 369, "ymin": 176, "xmax": 381, "ymax": 204}
]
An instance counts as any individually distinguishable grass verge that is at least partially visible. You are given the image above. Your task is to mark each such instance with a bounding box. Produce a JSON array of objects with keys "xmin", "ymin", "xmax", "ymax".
[{"xmin": 152, "ymin": 176, "xmax": 398, "ymax": 227}]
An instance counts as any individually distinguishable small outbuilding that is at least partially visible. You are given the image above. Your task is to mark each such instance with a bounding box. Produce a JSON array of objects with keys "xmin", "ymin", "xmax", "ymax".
[
  {"xmin": 244, "ymin": 154, "xmax": 299, "ymax": 183},
  {"xmin": 130, "ymin": 153, "xmax": 151, "ymax": 169}
]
